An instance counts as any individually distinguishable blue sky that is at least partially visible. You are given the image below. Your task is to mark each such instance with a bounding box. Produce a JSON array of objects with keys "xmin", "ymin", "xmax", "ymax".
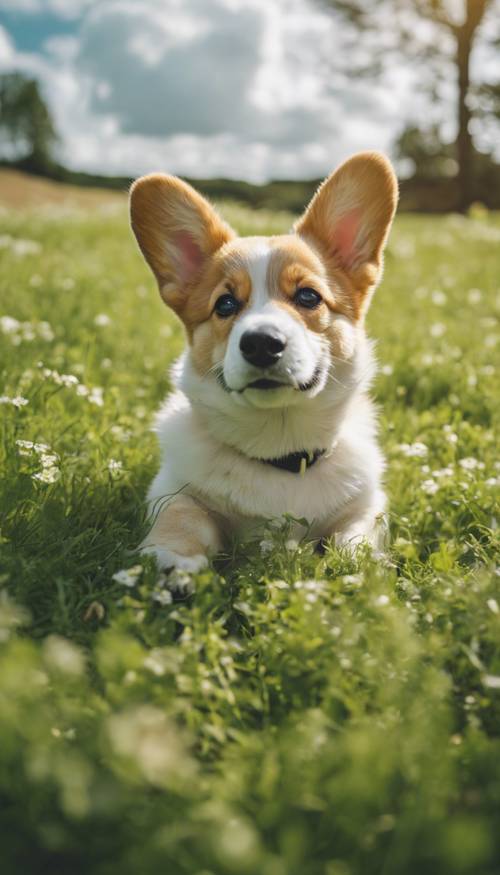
[
  {"xmin": 0, "ymin": 0, "xmax": 497, "ymax": 181},
  {"xmin": 0, "ymin": 9, "xmax": 75, "ymax": 52}
]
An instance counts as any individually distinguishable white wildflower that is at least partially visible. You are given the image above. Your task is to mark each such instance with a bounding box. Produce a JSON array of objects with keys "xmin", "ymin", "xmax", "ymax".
[
  {"xmin": 88, "ymin": 387, "xmax": 104, "ymax": 406},
  {"xmin": 0, "ymin": 316, "xmax": 20, "ymax": 334},
  {"xmin": 143, "ymin": 653, "xmax": 166, "ymax": 676},
  {"xmin": 110, "ymin": 425, "xmax": 132, "ymax": 442},
  {"xmin": 0, "ymin": 395, "xmax": 29, "ymax": 407},
  {"xmin": 151, "ymin": 589, "xmax": 173, "ymax": 606},
  {"xmin": 459, "ymin": 457, "xmax": 484, "ymax": 471},
  {"xmin": 341, "ymin": 574, "xmax": 362, "ymax": 587},
  {"xmin": 37, "ymin": 321, "xmax": 55, "ymax": 342},
  {"xmin": 485, "ymin": 477, "xmax": 499, "ymax": 487},
  {"xmin": 12, "ymin": 238, "xmax": 42, "ymax": 256},
  {"xmin": 467, "ymin": 288, "xmax": 482, "ymax": 304},
  {"xmin": 16, "ymin": 439, "xmax": 34, "ymax": 455},
  {"xmin": 166, "ymin": 569, "xmax": 194, "ymax": 595},
  {"xmin": 422, "ymin": 479, "xmax": 439, "ymax": 495},
  {"xmin": 482, "ymin": 674, "xmax": 500, "ymax": 689},
  {"xmin": 381, "ymin": 364, "xmax": 393, "ymax": 376},
  {"xmin": 34, "ymin": 443, "xmax": 50, "ymax": 453},
  {"xmin": 398, "ymin": 441, "xmax": 428, "ymax": 458},
  {"xmin": 375, "ymin": 594, "xmax": 390, "ymax": 606},
  {"xmin": 59, "ymin": 373, "xmax": 79, "ymax": 387},
  {"xmin": 285, "ymin": 538, "xmax": 299, "ymax": 552},
  {"xmin": 112, "ymin": 565, "xmax": 143, "ymax": 588},
  {"xmin": 443, "ymin": 425, "xmax": 458, "ymax": 444},
  {"xmin": 487, "ymin": 599, "xmax": 499, "ymax": 615},
  {"xmin": 259, "ymin": 539, "xmax": 273, "ymax": 556},
  {"xmin": 94, "ymin": 313, "xmax": 112, "ymax": 327},
  {"xmin": 0, "ymin": 235, "xmax": 41, "ymax": 257},
  {"xmin": 108, "ymin": 459, "xmax": 123, "ymax": 477},
  {"xmin": 432, "ymin": 467, "xmax": 453, "ymax": 479},
  {"xmin": 431, "ymin": 290, "xmax": 447, "ymax": 305},
  {"xmin": 430, "ymin": 322, "xmax": 446, "ymax": 338},
  {"xmin": 76, "ymin": 384, "xmax": 89, "ymax": 396},
  {"xmin": 21, "ymin": 324, "xmax": 36, "ymax": 342},
  {"xmin": 44, "ymin": 636, "xmax": 85, "ymax": 676},
  {"xmin": 40, "ymin": 452, "xmax": 59, "ymax": 468},
  {"xmin": 33, "ymin": 467, "xmax": 60, "ymax": 484}
]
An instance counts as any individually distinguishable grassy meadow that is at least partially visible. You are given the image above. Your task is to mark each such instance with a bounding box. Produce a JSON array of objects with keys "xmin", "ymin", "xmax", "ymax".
[{"xmin": 0, "ymin": 183, "xmax": 499, "ymax": 874}]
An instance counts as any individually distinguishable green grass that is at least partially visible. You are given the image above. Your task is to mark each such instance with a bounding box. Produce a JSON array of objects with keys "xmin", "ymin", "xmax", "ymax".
[{"xmin": 0, "ymin": 198, "xmax": 499, "ymax": 874}]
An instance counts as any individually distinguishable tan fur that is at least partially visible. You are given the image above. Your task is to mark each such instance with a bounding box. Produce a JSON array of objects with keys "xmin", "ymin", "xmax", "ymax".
[
  {"xmin": 143, "ymin": 494, "xmax": 222, "ymax": 558},
  {"xmin": 129, "ymin": 174, "xmax": 234, "ymax": 311},
  {"xmin": 266, "ymin": 236, "xmax": 354, "ymax": 328},
  {"xmin": 294, "ymin": 151, "xmax": 398, "ymax": 319}
]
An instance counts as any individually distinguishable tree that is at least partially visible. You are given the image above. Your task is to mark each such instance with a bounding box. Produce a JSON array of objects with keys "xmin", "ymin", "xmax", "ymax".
[
  {"xmin": 394, "ymin": 124, "xmax": 456, "ymax": 180},
  {"xmin": 0, "ymin": 72, "xmax": 58, "ymax": 171},
  {"xmin": 321, "ymin": 0, "xmax": 500, "ymax": 211}
]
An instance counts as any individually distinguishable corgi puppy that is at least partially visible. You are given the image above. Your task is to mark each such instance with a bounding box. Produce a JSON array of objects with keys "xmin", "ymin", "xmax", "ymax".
[{"xmin": 130, "ymin": 152, "xmax": 398, "ymax": 573}]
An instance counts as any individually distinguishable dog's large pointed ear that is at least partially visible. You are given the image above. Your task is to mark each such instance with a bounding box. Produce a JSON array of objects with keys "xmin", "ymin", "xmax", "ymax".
[
  {"xmin": 295, "ymin": 152, "xmax": 398, "ymax": 314},
  {"xmin": 130, "ymin": 174, "xmax": 235, "ymax": 309}
]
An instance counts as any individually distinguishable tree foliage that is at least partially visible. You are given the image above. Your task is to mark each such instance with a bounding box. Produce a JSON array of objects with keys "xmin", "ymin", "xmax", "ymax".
[
  {"xmin": 321, "ymin": 0, "xmax": 500, "ymax": 210},
  {"xmin": 0, "ymin": 72, "xmax": 58, "ymax": 171}
]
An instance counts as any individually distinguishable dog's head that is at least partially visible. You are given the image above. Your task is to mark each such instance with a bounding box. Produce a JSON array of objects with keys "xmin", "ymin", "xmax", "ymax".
[{"xmin": 130, "ymin": 152, "xmax": 397, "ymax": 411}]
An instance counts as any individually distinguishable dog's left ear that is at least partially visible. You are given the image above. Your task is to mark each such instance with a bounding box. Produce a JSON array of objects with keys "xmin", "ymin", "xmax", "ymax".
[{"xmin": 295, "ymin": 151, "xmax": 398, "ymax": 314}]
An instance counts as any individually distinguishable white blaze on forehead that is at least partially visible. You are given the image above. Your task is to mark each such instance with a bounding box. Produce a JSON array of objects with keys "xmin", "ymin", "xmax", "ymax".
[{"xmin": 242, "ymin": 239, "xmax": 272, "ymax": 309}]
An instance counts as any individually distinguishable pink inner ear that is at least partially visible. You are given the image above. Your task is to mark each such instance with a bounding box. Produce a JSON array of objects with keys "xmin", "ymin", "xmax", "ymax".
[
  {"xmin": 330, "ymin": 207, "xmax": 362, "ymax": 270},
  {"xmin": 174, "ymin": 230, "xmax": 204, "ymax": 284}
]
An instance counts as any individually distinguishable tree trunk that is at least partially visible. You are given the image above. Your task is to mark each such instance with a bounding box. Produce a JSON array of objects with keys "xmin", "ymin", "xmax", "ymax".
[{"xmin": 454, "ymin": 0, "xmax": 489, "ymax": 212}]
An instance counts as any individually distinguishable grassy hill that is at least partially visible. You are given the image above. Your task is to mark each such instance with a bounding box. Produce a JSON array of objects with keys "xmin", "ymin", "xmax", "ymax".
[{"xmin": 0, "ymin": 189, "xmax": 499, "ymax": 874}]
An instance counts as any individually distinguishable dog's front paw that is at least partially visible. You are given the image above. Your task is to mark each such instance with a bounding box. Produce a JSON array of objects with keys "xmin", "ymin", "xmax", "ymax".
[{"xmin": 141, "ymin": 544, "xmax": 209, "ymax": 574}]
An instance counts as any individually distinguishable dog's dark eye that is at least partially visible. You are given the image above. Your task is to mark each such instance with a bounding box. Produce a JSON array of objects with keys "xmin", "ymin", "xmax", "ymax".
[
  {"xmin": 294, "ymin": 287, "xmax": 322, "ymax": 309},
  {"xmin": 214, "ymin": 293, "xmax": 240, "ymax": 318}
]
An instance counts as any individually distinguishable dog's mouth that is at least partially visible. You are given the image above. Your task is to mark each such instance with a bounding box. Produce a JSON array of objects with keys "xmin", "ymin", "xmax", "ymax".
[
  {"xmin": 216, "ymin": 366, "xmax": 323, "ymax": 394},
  {"xmin": 246, "ymin": 378, "xmax": 285, "ymax": 391}
]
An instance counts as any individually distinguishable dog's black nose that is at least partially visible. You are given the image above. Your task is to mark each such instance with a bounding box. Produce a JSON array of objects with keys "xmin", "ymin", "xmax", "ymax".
[{"xmin": 239, "ymin": 329, "xmax": 286, "ymax": 368}]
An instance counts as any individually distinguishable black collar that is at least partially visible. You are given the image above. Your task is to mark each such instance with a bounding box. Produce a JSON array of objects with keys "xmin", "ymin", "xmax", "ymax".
[{"xmin": 258, "ymin": 448, "xmax": 326, "ymax": 475}]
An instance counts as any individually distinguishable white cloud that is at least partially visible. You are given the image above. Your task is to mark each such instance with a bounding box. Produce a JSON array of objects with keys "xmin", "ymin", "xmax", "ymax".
[
  {"xmin": 0, "ymin": 0, "xmax": 93, "ymax": 17},
  {"xmin": 0, "ymin": 23, "xmax": 15, "ymax": 60},
  {"xmin": 0, "ymin": 0, "xmax": 410, "ymax": 180}
]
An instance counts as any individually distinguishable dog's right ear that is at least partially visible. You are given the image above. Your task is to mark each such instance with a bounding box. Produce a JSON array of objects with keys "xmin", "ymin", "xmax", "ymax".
[{"xmin": 130, "ymin": 174, "xmax": 235, "ymax": 309}]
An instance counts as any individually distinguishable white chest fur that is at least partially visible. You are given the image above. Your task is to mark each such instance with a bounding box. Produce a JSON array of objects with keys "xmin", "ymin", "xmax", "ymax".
[{"xmin": 147, "ymin": 384, "xmax": 386, "ymax": 542}]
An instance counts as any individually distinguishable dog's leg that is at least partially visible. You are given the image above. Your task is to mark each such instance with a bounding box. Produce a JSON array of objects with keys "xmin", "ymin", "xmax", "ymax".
[
  {"xmin": 330, "ymin": 491, "xmax": 388, "ymax": 556},
  {"xmin": 140, "ymin": 494, "xmax": 223, "ymax": 573}
]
